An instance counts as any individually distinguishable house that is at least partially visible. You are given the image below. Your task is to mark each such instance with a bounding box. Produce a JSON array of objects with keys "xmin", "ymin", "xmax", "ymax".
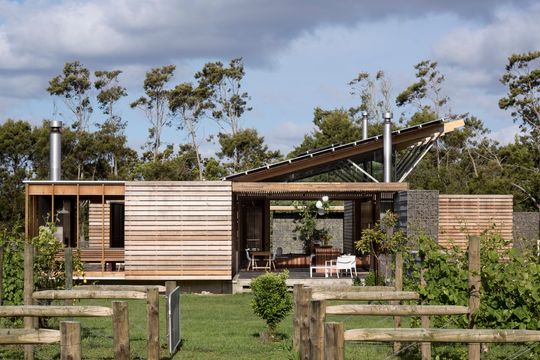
[{"xmin": 24, "ymin": 117, "xmax": 532, "ymax": 292}]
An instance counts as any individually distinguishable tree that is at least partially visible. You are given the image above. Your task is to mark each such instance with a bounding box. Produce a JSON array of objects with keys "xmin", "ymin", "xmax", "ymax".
[
  {"xmin": 169, "ymin": 82, "xmax": 213, "ymax": 180},
  {"xmin": 217, "ymin": 128, "xmax": 281, "ymax": 174},
  {"xmin": 396, "ymin": 60, "xmax": 451, "ymax": 172},
  {"xmin": 134, "ymin": 144, "xmax": 199, "ymax": 181},
  {"xmin": 131, "ymin": 65, "xmax": 176, "ymax": 162},
  {"xmin": 251, "ymin": 271, "xmax": 292, "ymax": 337},
  {"xmin": 396, "ymin": 60, "xmax": 449, "ymax": 118},
  {"xmin": 47, "ymin": 61, "xmax": 95, "ymax": 179},
  {"xmin": 47, "ymin": 61, "xmax": 93, "ymax": 131},
  {"xmin": 196, "ymin": 58, "xmax": 251, "ymax": 136},
  {"xmin": 499, "ymin": 51, "xmax": 540, "ymax": 210},
  {"xmin": 290, "ymin": 108, "xmax": 361, "ymax": 157},
  {"xmin": 0, "ymin": 120, "xmax": 34, "ymax": 225},
  {"xmin": 349, "ymin": 70, "xmax": 392, "ymax": 127},
  {"xmin": 94, "ymin": 69, "xmax": 129, "ymax": 178}
]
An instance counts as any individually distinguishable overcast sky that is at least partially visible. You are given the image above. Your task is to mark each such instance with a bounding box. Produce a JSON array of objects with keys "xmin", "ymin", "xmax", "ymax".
[{"xmin": 0, "ymin": 0, "xmax": 538, "ymax": 155}]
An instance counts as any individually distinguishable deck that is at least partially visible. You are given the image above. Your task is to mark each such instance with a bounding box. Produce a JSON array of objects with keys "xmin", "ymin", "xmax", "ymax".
[{"xmin": 232, "ymin": 268, "xmax": 368, "ymax": 294}]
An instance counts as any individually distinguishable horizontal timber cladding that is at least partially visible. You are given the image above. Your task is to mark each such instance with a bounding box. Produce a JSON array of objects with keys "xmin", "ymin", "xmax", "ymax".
[
  {"xmin": 124, "ymin": 181, "xmax": 233, "ymax": 280},
  {"xmin": 438, "ymin": 195, "xmax": 513, "ymax": 249}
]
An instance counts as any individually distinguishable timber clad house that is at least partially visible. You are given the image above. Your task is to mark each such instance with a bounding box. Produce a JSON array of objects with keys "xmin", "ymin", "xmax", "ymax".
[{"xmin": 24, "ymin": 118, "xmax": 539, "ymax": 292}]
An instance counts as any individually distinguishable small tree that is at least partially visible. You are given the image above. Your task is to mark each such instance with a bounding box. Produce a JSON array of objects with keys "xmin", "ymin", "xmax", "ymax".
[
  {"xmin": 251, "ymin": 271, "xmax": 292, "ymax": 338},
  {"xmin": 355, "ymin": 210, "xmax": 407, "ymax": 284}
]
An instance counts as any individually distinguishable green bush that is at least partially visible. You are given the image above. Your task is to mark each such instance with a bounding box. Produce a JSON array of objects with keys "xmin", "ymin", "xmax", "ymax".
[{"xmin": 251, "ymin": 271, "xmax": 292, "ymax": 335}]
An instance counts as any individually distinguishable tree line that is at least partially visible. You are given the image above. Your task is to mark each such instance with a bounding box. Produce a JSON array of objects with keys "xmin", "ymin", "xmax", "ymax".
[{"xmin": 1, "ymin": 52, "xmax": 539, "ymax": 233}]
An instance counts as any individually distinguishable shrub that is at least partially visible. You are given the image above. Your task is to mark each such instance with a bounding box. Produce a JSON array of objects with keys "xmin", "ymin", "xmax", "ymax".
[{"xmin": 251, "ymin": 271, "xmax": 292, "ymax": 336}]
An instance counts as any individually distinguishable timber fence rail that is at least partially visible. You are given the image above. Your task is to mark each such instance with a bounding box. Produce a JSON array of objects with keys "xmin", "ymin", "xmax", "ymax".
[
  {"xmin": 298, "ymin": 237, "xmax": 540, "ymax": 360},
  {"xmin": 0, "ymin": 304, "xmax": 122, "ymax": 360},
  {"xmin": 293, "ymin": 283, "xmax": 421, "ymax": 360},
  {"xmin": 31, "ymin": 286, "xmax": 162, "ymax": 360}
]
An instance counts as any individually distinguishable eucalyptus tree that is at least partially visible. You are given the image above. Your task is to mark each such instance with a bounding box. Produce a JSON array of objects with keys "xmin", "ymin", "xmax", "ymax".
[
  {"xmin": 168, "ymin": 82, "xmax": 213, "ymax": 180},
  {"xmin": 94, "ymin": 70, "xmax": 128, "ymax": 177},
  {"xmin": 131, "ymin": 65, "xmax": 176, "ymax": 162},
  {"xmin": 396, "ymin": 60, "xmax": 449, "ymax": 119},
  {"xmin": 47, "ymin": 61, "xmax": 95, "ymax": 179},
  {"xmin": 47, "ymin": 61, "xmax": 93, "ymax": 131},
  {"xmin": 499, "ymin": 51, "xmax": 540, "ymax": 210},
  {"xmin": 195, "ymin": 58, "xmax": 251, "ymax": 136},
  {"xmin": 349, "ymin": 70, "xmax": 392, "ymax": 125}
]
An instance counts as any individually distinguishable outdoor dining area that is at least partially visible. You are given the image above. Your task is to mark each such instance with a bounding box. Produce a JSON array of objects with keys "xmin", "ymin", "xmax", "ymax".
[{"xmin": 244, "ymin": 247, "xmax": 361, "ymax": 278}]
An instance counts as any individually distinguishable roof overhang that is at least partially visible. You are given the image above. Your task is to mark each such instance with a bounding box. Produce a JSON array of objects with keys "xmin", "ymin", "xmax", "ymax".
[
  {"xmin": 226, "ymin": 119, "xmax": 464, "ymax": 182},
  {"xmin": 233, "ymin": 182, "xmax": 408, "ymax": 200},
  {"xmin": 24, "ymin": 181, "xmax": 125, "ymax": 196}
]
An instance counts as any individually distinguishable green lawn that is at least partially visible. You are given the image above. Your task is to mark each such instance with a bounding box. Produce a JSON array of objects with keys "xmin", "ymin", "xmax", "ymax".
[
  {"xmin": 1, "ymin": 293, "xmax": 533, "ymax": 359},
  {"xmin": 0, "ymin": 293, "xmax": 401, "ymax": 359},
  {"xmin": 21, "ymin": 293, "xmax": 540, "ymax": 359}
]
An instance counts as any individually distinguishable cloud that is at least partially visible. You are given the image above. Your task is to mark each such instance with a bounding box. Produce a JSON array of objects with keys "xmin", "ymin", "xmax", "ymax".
[
  {"xmin": 489, "ymin": 124, "xmax": 520, "ymax": 144},
  {"xmin": 434, "ymin": 2, "xmax": 540, "ymax": 87}
]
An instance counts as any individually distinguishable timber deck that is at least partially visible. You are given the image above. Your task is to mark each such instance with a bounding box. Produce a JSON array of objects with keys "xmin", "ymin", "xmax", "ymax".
[{"xmin": 232, "ymin": 269, "xmax": 368, "ymax": 294}]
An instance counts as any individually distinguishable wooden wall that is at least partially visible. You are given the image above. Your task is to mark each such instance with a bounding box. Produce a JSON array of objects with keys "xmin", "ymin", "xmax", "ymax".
[
  {"xmin": 124, "ymin": 181, "xmax": 232, "ymax": 280},
  {"xmin": 438, "ymin": 195, "xmax": 513, "ymax": 249},
  {"xmin": 88, "ymin": 202, "xmax": 110, "ymax": 249}
]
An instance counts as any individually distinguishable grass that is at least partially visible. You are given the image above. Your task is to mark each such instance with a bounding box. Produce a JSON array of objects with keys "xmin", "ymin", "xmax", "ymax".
[
  {"xmin": 5, "ymin": 293, "xmax": 533, "ymax": 359},
  {"xmin": 0, "ymin": 293, "xmax": 399, "ymax": 359}
]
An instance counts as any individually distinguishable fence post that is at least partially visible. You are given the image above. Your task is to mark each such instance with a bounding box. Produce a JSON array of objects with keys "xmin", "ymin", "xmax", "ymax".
[
  {"xmin": 468, "ymin": 235, "xmax": 481, "ymax": 360},
  {"xmin": 299, "ymin": 286, "xmax": 312, "ymax": 360},
  {"xmin": 419, "ymin": 254, "xmax": 431, "ymax": 360},
  {"xmin": 65, "ymin": 248, "xmax": 73, "ymax": 307},
  {"xmin": 112, "ymin": 301, "xmax": 130, "ymax": 360},
  {"xmin": 165, "ymin": 281, "xmax": 177, "ymax": 349},
  {"xmin": 309, "ymin": 300, "xmax": 326, "ymax": 360},
  {"xmin": 293, "ymin": 284, "xmax": 302, "ymax": 352},
  {"xmin": 147, "ymin": 287, "xmax": 160, "ymax": 360},
  {"xmin": 324, "ymin": 322, "xmax": 344, "ymax": 360},
  {"xmin": 393, "ymin": 252, "xmax": 403, "ymax": 353},
  {"xmin": 60, "ymin": 321, "xmax": 81, "ymax": 360}
]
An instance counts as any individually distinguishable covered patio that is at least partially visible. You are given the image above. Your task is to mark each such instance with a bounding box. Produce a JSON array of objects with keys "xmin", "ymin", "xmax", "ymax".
[{"xmin": 228, "ymin": 119, "xmax": 464, "ymax": 278}]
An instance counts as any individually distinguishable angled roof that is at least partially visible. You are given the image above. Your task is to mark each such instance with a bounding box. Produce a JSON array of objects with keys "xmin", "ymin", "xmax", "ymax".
[{"xmin": 225, "ymin": 119, "xmax": 464, "ymax": 182}]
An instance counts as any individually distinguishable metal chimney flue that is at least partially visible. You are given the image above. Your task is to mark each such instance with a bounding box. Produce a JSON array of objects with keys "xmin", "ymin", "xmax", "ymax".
[
  {"xmin": 50, "ymin": 120, "xmax": 62, "ymax": 181},
  {"xmin": 361, "ymin": 111, "xmax": 368, "ymax": 140},
  {"xmin": 383, "ymin": 112, "xmax": 392, "ymax": 183}
]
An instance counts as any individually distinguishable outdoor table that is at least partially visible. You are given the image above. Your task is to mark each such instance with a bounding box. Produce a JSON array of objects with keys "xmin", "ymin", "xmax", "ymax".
[{"xmin": 251, "ymin": 251, "xmax": 271, "ymax": 271}]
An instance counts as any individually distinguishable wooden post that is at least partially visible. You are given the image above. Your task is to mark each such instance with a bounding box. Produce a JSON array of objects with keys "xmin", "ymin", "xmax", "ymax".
[
  {"xmin": 165, "ymin": 281, "xmax": 177, "ymax": 349},
  {"xmin": 468, "ymin": 235, "xmax": 481, "ymax": 360},
  {"xmin": 60, "ymin": 321, "xmax": 81, "ymax": 360},
  {"xmin": 393, "ymin": 252, "xmax": 403, "ymax": 353},
  {"xmin": 324, "ymin": 322, "xmax": 344, "ymax": 360},
  {"xmin": 420, "ymin": 256, "xmax": 431, "ymax": 360},
  {"xmin": 293, "ymin": 284, "xmax": 302, "ymax": 352},
  {"xmin": 147, "ymin": 287, "xmax": 160, "ymax": 360},
  {"xmin": 299, "ymin": 286, "xmax": 312, "ymax": 360},
  {"xmin": 309, "ymin": 300, "xmax": 326, "ymax": 360},
  {"xmin": 23, "ymin": 185, "xmax": 34, "ymax": 360},
  {"xmin": 113, "ymin": 301, "xmax": 130, "ymax": 360},
  {"xmin": 65, "ymin": 247, "xmax": 73, "ymax": 308}
]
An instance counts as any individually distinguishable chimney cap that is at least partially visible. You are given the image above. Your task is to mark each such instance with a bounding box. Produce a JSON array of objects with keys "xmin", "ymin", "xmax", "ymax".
[
  {"xmin": 361, "ymin": 111, "xmax": 368, "ymax": 117},
  {"xmin": 50, "ymin": 120, "xmax": 63, "ymax": 129},
  {"xmin": 384, "ymin": 112, "xmax": 392, "ymax": 122}
]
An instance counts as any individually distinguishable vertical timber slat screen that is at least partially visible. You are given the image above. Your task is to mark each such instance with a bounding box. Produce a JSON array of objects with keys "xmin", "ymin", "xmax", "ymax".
[
  {"xmin": 124, "ymin": 181, "xmax": 233, "ymax": 280},
  {"xmin": 89, "ymin": 202, "xmax": 110, "ymax": 248},
  {"xmin": 438, "ymin": 195, "xmax": 513, "ymax": 249}
]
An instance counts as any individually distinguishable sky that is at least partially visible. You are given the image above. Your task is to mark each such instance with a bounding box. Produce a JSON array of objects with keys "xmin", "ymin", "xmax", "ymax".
[{"xmin": 0, "ymin": 0, "xmax": 539, "ymax": 156}]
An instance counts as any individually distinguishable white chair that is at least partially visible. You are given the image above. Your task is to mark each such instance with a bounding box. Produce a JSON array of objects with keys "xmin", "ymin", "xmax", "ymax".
[
  {"xmin": 245, "ymin": 249, "xmax": 254, "ymax": 271},
  {"xmin": 336, "ymin": 255, "xmax": 357, "ymax": 278}
]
